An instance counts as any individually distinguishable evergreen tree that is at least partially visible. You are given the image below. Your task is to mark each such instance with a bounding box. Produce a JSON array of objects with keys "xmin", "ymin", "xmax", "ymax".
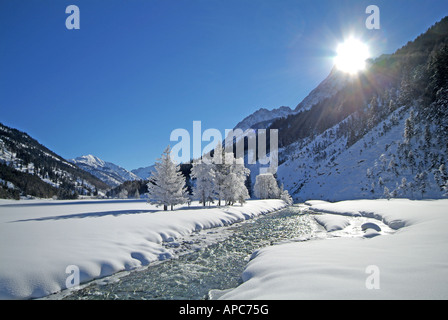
[
  {"xmin": 147, "ymin": 146, "xmax": 188, "ymax": 211},
  {"xmin": 408, "ymin": 150, "xmax": 416, "ymax": 173},
  {"xmin": 254, "ymin": 173, "xmax": 280, "ymax": 199},
  {"xmin": 404, "ymin": 111, "xmax": 415, "ymax": 143},
  {"xmin": 415, "ymin": 171, "xmax": 428, "ymax": 199},
  {"xmin": 424, "ymin": 124, "xmax": 432, "ymax": 147},
  {"xmin": 190, "ymin": 159, "xmax": 216, "ymax": 207},
  {"xmin": 438, "ymin": 164, "xmax": 448, "ymax": 191},
  {"xmin": 212, "ymin": 142, "xmax": 231, "ymax": 206},
  {"xmin": 279, "ymin": 184, "xmax": 293, "ymax": 205},
  {"xmin": 218, "ymin": 155, "xmax": 250, "ymax": 206},
  {"xmin": 383, "ymin": 186, "xmax": 391, "ymax": 200},
  {"xmin": 399, "ymin": 177, "xmax": 409, "ymax": 197}
]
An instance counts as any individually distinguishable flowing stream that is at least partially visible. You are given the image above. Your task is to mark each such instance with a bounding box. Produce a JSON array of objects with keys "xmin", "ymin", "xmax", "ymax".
[{"xmin": 61, "ymin": 204, "xmax": 316, "ymax": 300}]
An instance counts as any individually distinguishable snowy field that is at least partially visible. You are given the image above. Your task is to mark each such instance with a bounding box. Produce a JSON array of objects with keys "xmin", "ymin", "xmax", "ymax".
[
  {"xmin": 0, "ymin": 198, "xmax": 286, "ymax": 299},
  {"xmin": 217, "ymin": 199, "xmax": 448, "ymax": 300}
]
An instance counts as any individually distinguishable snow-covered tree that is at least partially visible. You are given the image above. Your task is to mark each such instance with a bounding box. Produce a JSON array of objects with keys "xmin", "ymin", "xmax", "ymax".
[
  {"xmin": 404, "ymin": 111, "xmax": 415, "ymax": 143},
  {"xmin": 415, "ymin": 171, "xmax": 428, "ymax": 199},
  {"xmin": 399, "ymin": 177, "xmax": 409, "ymax": 197},
  {"xmin": 212, "ymin": 142, "xmax": 229, "ymax": 206},
  {"xmin": 279, "ymin": 184, "xmax": 293, "ymax": 205},
  {"xmin": 222, "ymin": 171, "xmax": 249, "ymax": 206},
  {"xmin": 220, "ymin": 156, "xmax": 250, "ymax": 206},
  {"xmin": 190, "ymin": 159, "xmax": 215, "ymax": 206},
  {"xmin": 408, "ymin": 150, "xmax": 416, "ymax": 173},
  {"xmin": 439, "ymin": 164, "xmax": 448, "ymax": 190},
  {"xmin": 379, "ymin": 154, "xmax": 388, "ymax": 171},
  {"xmin": 118, "ymin": 189, "xmax": 128, "ymax": 199},
  {"xmin": 383, "ymin": 186, "xmax": 391, "ymax": 200},
  {"xmin": 147, "ymin": 146, "xmax": 188, "ymax": 211},
  {"xmin": 254, "ymin": 173, "xmax": 280, "ymax": 199},
  {"xmin": 388, "ymin": 157, "xmax": 398, "ymax": 176},
  {"xmin": 378, "ymin": 176, "xmax": 384, "ymax": 188}
]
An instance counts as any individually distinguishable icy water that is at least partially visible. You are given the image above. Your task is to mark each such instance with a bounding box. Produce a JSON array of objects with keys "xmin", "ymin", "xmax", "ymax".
[{"xmin": 61, "ymin": 205, "xmax": 316, "ymax": 300}]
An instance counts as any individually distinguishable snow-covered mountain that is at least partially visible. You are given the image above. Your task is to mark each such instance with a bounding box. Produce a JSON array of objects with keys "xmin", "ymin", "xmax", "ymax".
[
  {"xmin": 131, "ymin": 165, "xmax": 155, "ymax": 180},
  {"xmin": 293, "ymin": 67, "xmax": 353, "ymax": 113},
  {"xmin": 238, "ymin": 16, "xmax": 448, "ymax": 202},
  {"xmin": 233, "ymin": 106, "xmax": 294, "ymax": 131},
  {"xmin": 69, "ymin": 155, "xmax": 140, "ymax": 187},
  {"xmin": 233, "ymin": 69, "xmax": 352, "ymax": 133},
  {"xmin": 0, "ymin": 124, "xmax": 109, "ymax": 199}
]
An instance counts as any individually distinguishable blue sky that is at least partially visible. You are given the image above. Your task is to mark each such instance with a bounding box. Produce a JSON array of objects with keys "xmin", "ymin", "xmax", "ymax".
[{"xmin": 1, "ymin": 0, "xmax": 447, "ymax": 170}]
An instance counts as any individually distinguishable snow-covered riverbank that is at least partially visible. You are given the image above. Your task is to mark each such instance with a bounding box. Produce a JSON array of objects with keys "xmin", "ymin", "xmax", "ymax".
[
  {"xmin": 0, "ymin": 199, "xmax": 286, "ymax": 299},
  {"xmin": 218, "ymin": 199, "xmax": 448, "ymax": 300}
]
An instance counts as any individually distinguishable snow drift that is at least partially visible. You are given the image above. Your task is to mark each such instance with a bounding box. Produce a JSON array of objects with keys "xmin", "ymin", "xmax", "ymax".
[
  {"xmin": 218, "ymin": 199, "xmax": 448, "ymax": 300},
  {"xmin": 0, "ymin": 199, "xmax": 286, "ymax": 299}
]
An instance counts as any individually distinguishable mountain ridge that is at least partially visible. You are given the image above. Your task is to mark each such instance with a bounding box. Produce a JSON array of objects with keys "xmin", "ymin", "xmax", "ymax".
[
  {"xmin": 235, "ymin": 16, "xmax": 448, "ymax": 201},
  {"xmin": 69, "ymin": 154, "xmax": 141, "ymax": 187},
  {"xmin": 0, "ymin": 123, "xmax": 110, "ymax": 199}
]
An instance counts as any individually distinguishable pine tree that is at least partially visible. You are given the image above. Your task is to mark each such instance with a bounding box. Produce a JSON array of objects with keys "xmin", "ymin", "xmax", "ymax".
[
  {"xmin": 378, "ymin": 177, "xmax": 384, "ymax": 188},
  {"xmin": 147, "ymin": 146, "xmax": 188, "ymax": 211},
  {"xmin": 404, "ymin": 111, "xmax": 415, "ymax": 143},
  {"xmin": 399, "ymin": 177, "xmax": 408, "ymax": 197},
  {"xmin": 408, "ymin": 150, "xmax": 416, "ymax": 173},
  {"xmin": 212, "ymin": 142, "xmax": 231, "ymax": 206},
  {"xmin": 438, "ymin": 164, "xmax": 448, "ymax": 192},
  {"xmin": 221, "ymin": 156, "xmax": 250, "ymax": 206},
  {"xmin": 388, "ymin": 157, "xmax": 398, "ymax": 176},
  {"xmin": 279, "ymin": 183, "xmax": 293, "ymax": 205},
  {"xmin": 383, "ymin": 186, "xmax": 391, "ymax": 200},
  {"xmin": 190, "ymin": 159, "xmax": 215, "ymax": 206},
  {"xmin": 254, "ymin": 173, "xmax": 280, "ymax": 199},
  {"xmin": 424, "ymin": 124, "xmax": 432, "ymax": 147},
  {"xmin": 415, "ymin": 171, "xmax": 428, "ymax": 199}
]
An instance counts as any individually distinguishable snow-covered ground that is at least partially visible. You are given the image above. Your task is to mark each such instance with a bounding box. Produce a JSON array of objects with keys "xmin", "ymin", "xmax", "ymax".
[
  {"xmin": 0, "ymin": 198, "xmax": 286, "ymax": 300},
  {"xmin": 217, "ymin": 199, "xmax": 448, "ymax": 300}
]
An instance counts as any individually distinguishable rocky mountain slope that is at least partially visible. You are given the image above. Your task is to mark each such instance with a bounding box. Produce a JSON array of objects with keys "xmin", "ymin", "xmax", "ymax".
[
  {"xmin": 0, "ymin": 123, "xmax": 109, "ymax": 199},
  {"xmin": 239, "ymin": 16, "xmax": 448, "ymax": 201},
  {"xmin": 69, "ymin": 155, "xmax": 140, "ymax": 187}
]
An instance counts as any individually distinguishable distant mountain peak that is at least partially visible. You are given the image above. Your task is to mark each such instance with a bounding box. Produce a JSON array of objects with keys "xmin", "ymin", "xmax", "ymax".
[
  {"xmin": 69, "ymin": 155, "xmax": 140, "ymax": 187},
  {"xmin": 0, "ymin": 123, "xmax": 109, "ymax": 199},
  {"xmin": 233, "ymin": 105, "xmax": 294, "ymax": 131},
  {"xmin": 73, "ymin": 154, "xmax": 106, "ymax": 168}
]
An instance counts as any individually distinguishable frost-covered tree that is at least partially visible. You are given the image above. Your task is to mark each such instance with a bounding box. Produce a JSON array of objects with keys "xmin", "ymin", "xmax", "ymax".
[
  {"xmin": 378, "ymin": 177, "xmax": 384, "ymax": 188},
  {"xmin": 212, "ymin": 142, "xmax": 229, "ymax": 206},
  {"xmin": 366, "ymin": 168, "xmax": 373, "ymax": 179},
  {"xmin": 404, "ymin": 111, "xmax": 415, "ymax": 143},
  {"xmin": 383, "ymin": 186, "xmax": 391, "ymax": 200},
  {"xmin": 190, "ymin": 159, "xmax": 215, "ymax": 207},
  {"xmin": 388, "ymin": 157, "xmax": 398, "ymax": 176},
  {"xmin": 118, "ymin": 189, "xmax": 128, "ymax": 199},
  {"xmin": 379, "ymin": 154, "xmax": 388, "ymax": 171},
  {"xmin": 408, "ymin": 150, "xmax": 416, "ymax": 173},
  {"xmin": 221, "ymin": 156, "xmax": 250, "ymax": 206},
  {"xmin": 414, "ymin": 171, "xmax": 428, "ymax": 199},
  {"xmin": 279, "ymin": 184, "xmax": 293, "ymax": 205},
  {"xmin": 254, "ymin": 173, "xmax": 280, "ymax": 199},
  {"xmin": 423, "ymin": 124, "xmax": 432, "ymax": 147},
  {"xmin": 439, "ymin": 164, "xmax": 448, "ymax": 189},
  {"xmin": 147, "ymin": 146, "xmax": 188, "ymax": 211},
  {"xmin": 399, "ymin": 177, "xmax": 409, "ymax": 197}
]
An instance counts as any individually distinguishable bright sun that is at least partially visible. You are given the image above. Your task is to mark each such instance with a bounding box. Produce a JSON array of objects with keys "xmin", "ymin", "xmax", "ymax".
[{"xmin": 334, "ymin": 38, "xmax": 370, "ymax": 74}]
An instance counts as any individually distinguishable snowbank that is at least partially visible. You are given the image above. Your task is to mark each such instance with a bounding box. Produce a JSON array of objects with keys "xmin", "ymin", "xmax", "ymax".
[
  {"xmin": 0, "ymin": 199, "xmax": 286, "ymax": 299},
  {"xmin": 219, "ymin": 199, "xmax": 448, "ymax": 300},
  {"xmin": 313, "ymin": 214, "xmax": 350, "ymax": 232}
]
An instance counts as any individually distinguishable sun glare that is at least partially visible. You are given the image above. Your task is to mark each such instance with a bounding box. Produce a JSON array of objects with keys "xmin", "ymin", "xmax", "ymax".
[{"xmin": 334, "ymin": 38, "xmax": 370, "ymax": 74}]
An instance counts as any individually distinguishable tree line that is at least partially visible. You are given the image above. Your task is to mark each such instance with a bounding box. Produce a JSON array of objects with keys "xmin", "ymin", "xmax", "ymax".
[{"xmin": 146, "ymin": 144, "xmax": 292, "ymax": 211}]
